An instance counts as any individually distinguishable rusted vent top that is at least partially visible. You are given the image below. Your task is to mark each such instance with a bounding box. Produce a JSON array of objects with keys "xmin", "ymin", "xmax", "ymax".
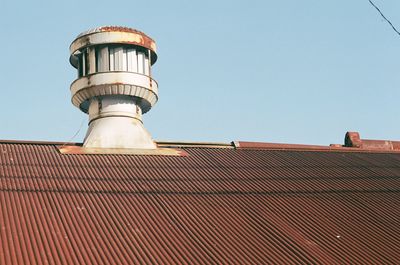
[
  {"xmin": 345, "ymin": 131, "xmax": 400, "ymax": 151},
  {"xmin": 70, "ymin": 25, "xmax": 157, "ymax": 64},
  {"xmin": 76, "ymin": 26, "xmax": 154, "ymax": 40}
]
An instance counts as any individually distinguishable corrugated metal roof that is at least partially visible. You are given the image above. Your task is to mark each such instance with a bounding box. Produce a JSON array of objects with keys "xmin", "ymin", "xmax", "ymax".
[{"xmin": 0, "ymin": 141, "xmax": 399, "ymax": 264}]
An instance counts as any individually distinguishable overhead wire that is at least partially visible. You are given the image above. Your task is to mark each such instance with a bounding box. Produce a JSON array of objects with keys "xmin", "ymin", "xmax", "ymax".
[
  {"xmin": 368, "ymin": 0, "xmax": 400, "ymax": 37},
  {"xmin": 61, "ymin": 118, "xmax": 85, "ymax": 147}
]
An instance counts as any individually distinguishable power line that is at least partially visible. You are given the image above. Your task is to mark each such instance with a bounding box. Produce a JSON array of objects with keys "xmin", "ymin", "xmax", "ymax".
[
  {"xmin": 368, "ymin": 0, "xmax": 400, "ymax": 37},
  {"xmin": 61, "ymin": 118, "xmax": 85, "ymax": 147}
]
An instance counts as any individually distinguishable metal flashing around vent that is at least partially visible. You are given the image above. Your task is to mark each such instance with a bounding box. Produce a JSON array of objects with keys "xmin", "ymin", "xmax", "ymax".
[{"xmin": 58, "ymin": 145, "xmax": 188, "ymax": 156}]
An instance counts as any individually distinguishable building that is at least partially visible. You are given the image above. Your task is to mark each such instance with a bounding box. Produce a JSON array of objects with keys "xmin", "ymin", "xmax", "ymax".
[{"xmin": 0, "ymin": 26, "xmax": 399, "ymax": 264}]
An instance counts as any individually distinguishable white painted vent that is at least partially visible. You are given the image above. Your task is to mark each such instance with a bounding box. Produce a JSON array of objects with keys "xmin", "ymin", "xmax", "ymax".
[{"xmin": 69, "ymin": 26, "xmax": 159, "ymax": 149}]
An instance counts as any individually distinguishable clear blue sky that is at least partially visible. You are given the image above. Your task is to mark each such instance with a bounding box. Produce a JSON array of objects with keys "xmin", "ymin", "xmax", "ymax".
[{"xmin": 0, "ymin": 0, "xmax": 399, "ymax": 145}]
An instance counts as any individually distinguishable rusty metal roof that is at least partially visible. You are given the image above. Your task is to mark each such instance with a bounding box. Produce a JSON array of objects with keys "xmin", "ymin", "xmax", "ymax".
[{"xmin": 0, "ymin": 140, "xmax": 399, "ymax": 264}]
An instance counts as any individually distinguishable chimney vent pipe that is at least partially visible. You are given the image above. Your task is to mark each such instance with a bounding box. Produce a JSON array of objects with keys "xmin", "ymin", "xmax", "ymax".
[{"xmin": 69, "ymin": 26, "xmax": 158, "ymax": 149}]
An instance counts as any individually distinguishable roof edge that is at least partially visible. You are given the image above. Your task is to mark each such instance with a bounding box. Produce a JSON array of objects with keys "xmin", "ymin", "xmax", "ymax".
[
  {"xmin": 0, "ymin": 139, "xmax": 234, "ymax": 150},
  {"xmin": 2, "ymin": 132, "xmax": 400, "ymax": 153},
  {"xmin": 234, "ymin": 141, "xmax": 400, "ymax": 153},
  {"xmin": 0, "ymin": 139, "xmax": 82, "ymax": 146},
  {"xmin": 157, "ymin": 141, "xmax": 234, "ymax": 149}
]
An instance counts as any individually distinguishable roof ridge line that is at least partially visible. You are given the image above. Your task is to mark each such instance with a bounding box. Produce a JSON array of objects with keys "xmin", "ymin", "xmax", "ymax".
[{"xmin": 234, "ymin": 141, "xmax": 400, "ymax": 153}]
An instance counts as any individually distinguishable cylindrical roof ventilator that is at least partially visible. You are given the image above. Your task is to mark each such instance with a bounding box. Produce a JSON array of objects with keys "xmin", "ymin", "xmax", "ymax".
[{"xmin": 69, "ymin": 26, "xmax": 158, "ymax": 149}]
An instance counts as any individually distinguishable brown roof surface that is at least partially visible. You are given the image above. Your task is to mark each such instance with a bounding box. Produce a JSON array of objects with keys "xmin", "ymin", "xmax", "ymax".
[{"xmin": 0, "ymin": 140, "xmax": 400, "ymax": 264}]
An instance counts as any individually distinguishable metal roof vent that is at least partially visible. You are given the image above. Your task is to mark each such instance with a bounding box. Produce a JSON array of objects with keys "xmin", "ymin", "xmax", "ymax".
[{"xmin": 69, "ymin": 26, "xmax": 158, "ymax": 149}]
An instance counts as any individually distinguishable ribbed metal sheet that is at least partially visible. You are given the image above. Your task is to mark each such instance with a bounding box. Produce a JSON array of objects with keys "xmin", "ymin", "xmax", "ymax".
[{"xmin": 0, "ymin": 142, "xmax": 400, "ymax": 264}]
